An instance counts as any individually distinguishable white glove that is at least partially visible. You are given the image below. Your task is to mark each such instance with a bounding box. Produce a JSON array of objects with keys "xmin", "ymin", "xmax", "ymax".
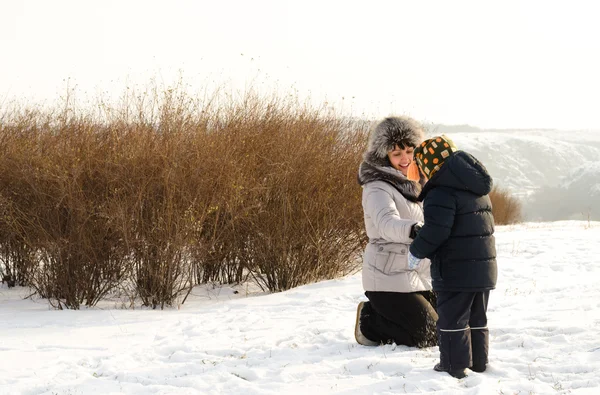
[{"xmin": 408, "ymin": 252, "xmax": 421, "ymax": 270}]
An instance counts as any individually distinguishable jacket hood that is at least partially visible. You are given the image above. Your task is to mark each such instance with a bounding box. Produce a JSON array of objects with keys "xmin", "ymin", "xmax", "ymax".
[
  {"xmin": 419, "ymin": 151, "xmax": 493, "ymax": 199},
  {"xmin": 363, "ymin": 116, "xmax": 425, "ymax": 167}
]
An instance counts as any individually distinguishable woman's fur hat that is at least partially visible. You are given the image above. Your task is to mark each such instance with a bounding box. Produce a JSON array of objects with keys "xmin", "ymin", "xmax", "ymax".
[
  {"xmin": 363, "ymin": 116, "xmax": 425, "ymax": 167},
  {"xmin": 357, "ymin": 116, "xmax": 426, "ymax": 202}
]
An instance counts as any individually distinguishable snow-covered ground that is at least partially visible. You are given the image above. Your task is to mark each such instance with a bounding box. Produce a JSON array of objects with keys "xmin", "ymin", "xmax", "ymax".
[{"xmin": 1, "ymin": 221, "xmax": 599, "ymax": 395}]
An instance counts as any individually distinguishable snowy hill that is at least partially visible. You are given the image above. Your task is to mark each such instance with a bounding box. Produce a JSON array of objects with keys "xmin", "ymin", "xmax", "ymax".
[
  {"xmin": 1, "ymin": 222, "xmax": 599, "ymax": 394},
  {"xmin": 430, "ymin": 127, "xmax": 600, "ymax": 221}
]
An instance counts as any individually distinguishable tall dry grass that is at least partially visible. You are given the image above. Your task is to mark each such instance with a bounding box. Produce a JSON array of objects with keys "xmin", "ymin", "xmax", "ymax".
[
  {"xmin": 0, "ymin": 87, "xmax": 368, "ymax": 308},
  {"xmin": 489, "ymin": 185, "xmax": 523, "ymax": 225}
]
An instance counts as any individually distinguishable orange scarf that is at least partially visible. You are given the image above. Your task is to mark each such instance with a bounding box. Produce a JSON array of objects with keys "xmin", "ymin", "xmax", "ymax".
[{"xmin": 407, "ymin": 161, "xmax": 421, "ymax": 181}]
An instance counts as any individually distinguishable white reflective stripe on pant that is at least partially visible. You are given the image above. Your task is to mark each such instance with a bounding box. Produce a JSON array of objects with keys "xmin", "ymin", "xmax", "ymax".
[{"xmin": 439, "ymin": 326, "xmax": 488, "ymax": 332}]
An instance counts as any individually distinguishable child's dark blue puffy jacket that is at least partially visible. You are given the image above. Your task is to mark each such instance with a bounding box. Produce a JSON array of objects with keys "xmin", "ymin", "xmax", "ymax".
[{"xmin": 409, "ymin": 151, "xmax": 497, "ymax": 292}]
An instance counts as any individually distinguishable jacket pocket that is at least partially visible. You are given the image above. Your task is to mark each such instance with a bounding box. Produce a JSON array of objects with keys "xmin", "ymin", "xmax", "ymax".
[
  {"xmin": 373, "ymin": 252, "xmax": 392, "ymax": 274},
  {"xmin": 373, "ymin": 245, "xmax": 409, "ymax": 275}
]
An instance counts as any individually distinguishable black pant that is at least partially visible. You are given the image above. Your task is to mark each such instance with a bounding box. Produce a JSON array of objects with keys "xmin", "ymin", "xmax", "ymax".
[
  {"xmin": 360, "ymin": 291, "xmax": 438, "ymax": 348},
  {"xmin": 436, "ymin": 291, "xmax": 490, "ymax": 370}
]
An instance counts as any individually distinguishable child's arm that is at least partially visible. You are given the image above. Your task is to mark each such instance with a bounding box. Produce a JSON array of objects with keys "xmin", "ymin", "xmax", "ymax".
[
  {"xmin": 409, "ymin": 188, "xmax": 456, "ymax": 258},
  {"xmin": 363, "ymin": 184, "xmax": 417, "ymax": 244}
]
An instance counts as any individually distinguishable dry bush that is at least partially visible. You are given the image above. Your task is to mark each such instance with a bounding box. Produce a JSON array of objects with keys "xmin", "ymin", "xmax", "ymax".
[
  {"xmin": 0, "ymin": 116, "xmax": 36, "ymax": 287},
  {"xmin": 0, "ymin": 200, "xmax": 36, "ymax": 288},
  {"xmin": 186, "ymin": 93, "xmax": 369, "ymax": 292},
  {"xmin": 118, "ymin": 119, "xmax": 208, "ymax": 308},
  {"xmin": 489, "ymin": 185, "xmax": 523, "ymax": 225},
  {"xmin": 240, "ymin": 107, "xmax": 367, "ymax": 291},
  {"xmin": 89, "ymin": 87, "xmax": 222, "ymax": 308},
  {"xmin": 0, "ymin": 84, "xmax": 370, "ymax": 307},
  {"xmin": 0, "ymin": 113, "xmax": 130, "ymax": 308}
]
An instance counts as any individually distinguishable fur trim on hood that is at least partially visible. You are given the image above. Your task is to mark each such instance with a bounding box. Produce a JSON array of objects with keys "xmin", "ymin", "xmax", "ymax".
[
  {"xmin": 357, "ymin": 116, "xmax": 425, "ymax": 202},
  {"xmin": 363, "ymin": 116, "xmax": 425, "ymax": 167}
]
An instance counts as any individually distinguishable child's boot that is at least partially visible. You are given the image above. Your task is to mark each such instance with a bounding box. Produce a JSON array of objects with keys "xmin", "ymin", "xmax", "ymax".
[{"xmin": 434, "ymin": 363, "xmax": 467, "ymax": 379}]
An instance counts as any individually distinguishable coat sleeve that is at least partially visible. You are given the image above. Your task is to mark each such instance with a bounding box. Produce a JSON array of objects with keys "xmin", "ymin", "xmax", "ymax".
[
  {"xmin": 409, "ymin": 188, "xmax": 456, "ymax": 259},
  {"xmin": 363, "ymin": 184, "xmax": 417, "ymax": 243}
]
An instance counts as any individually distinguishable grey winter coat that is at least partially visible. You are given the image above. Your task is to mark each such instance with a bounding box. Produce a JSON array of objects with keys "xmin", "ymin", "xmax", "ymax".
[
  {"xmin": 360, "ymin": 175, "xmax": 432, "ymax": 293},
  {"xmin": 358, "ymin": 116, "xmax": 433, "ymax": 293}
]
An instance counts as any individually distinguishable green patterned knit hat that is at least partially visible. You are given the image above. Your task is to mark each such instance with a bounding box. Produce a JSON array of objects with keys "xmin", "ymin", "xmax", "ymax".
[{"xmin": 414, "ymin": 135, "xmax": 458, "ymax": 178}]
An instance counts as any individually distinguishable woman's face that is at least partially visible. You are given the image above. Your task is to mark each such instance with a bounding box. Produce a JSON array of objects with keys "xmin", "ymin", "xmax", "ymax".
[{"xmin": 387, "ymin": 145, "xmax": 415, "ymax": 176}]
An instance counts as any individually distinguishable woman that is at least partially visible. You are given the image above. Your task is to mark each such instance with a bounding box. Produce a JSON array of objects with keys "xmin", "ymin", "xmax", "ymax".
[{"xmin": 355, "ymin": 116, "xmax": 437, "ymax": 348}]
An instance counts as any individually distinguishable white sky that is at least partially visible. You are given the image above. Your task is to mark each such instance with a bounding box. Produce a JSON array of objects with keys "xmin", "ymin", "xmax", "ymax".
[{"xmin": 1, "ymin": 0, "xmax": 599, "ymax": 129}]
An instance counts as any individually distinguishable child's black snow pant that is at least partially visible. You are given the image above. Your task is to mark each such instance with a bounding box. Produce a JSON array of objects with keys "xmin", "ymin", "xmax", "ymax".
[{"xmin": 436, "ymin": 290, "xmax": 490, "ymax": 371}]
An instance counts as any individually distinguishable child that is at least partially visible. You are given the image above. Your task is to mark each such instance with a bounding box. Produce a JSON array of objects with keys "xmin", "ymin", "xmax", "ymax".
[{"xmin": 407, "ymin": 135, "xmax": 497, "ymax": 379}]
